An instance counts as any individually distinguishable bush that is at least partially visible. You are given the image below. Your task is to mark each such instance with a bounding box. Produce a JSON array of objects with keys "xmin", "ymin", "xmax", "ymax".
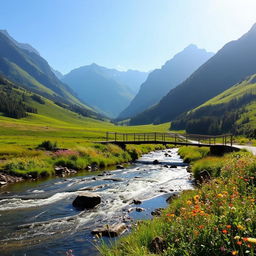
[{"xmin": 37, "ymin": 140, "xmax": 58, "ymax": 151}]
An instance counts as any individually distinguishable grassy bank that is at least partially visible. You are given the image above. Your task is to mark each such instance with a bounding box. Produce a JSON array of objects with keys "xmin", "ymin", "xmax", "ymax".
[
  {"xmin": 100, "ymin": 150, "xmax": 256, "ymax": 256},
  {"xmin": 0, "ymin": 142, "xmax": 167, "ymax": 179}
]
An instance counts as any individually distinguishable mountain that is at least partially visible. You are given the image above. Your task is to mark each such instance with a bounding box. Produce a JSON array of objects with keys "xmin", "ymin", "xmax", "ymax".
[
  {"xmin": 171, "ymin": 74, "xmax": 256, "ymax": 137},
  {"xmin": 0, "ymin": 30, "xmax": 96, "ymax": 115},
  {"xmin": 0, "ymin": 30, "xmax": 40, "ymax": 55},
  {"xmin": 130, "ymin": 23, "xmax": 256, "ymax": 125},
  {"xmin": 0, "ymin": 74, "xmax": 102, "ymax": 122},
  {"xmin": 108, "ymin": 69, "xmax": 148, "ymax": 94},
  {"xmin": 118, "ymin": 45, "xmax": 214, "ymax": 120},
  {"xmin": 62, "ymin": 64, "xmax": 147, "ymax": 117}
]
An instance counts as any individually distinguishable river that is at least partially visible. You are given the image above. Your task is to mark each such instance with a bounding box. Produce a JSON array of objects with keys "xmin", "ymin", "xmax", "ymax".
[{"xmin": 0, "ymin": 148, "xmax": 193, "ymax": 256}]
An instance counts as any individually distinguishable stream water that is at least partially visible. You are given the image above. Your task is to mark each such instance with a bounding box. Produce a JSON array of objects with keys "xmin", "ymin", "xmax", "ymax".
[{"xmin": 0, "ymin": 148, "xmax": 193, "ymax": 256}]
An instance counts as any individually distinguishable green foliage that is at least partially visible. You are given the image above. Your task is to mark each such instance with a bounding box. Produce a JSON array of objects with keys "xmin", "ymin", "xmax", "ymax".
[
  {"xmin": 31, "ymin": 94, "xmax": 45, "ymax": 104},
  {"xmin": 4, "ymin": 157, "xmax": 53, "ymax": 178},
  {"xmin": 0, "ymin": 77, "xmax": 37, "ymax": 118},
  {"xmin": 37, "ymin": 140, "xmax": 57, "ymax": 151},
  {"xmin": 178, "ymin": 146, "xmax": 210, "ymax": 163},
  {"xmin": 192, "ymin": 157, "xmax": 224, "ymax": 180}
]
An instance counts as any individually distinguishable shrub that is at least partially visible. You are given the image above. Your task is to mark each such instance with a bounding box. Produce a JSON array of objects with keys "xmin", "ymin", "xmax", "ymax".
[{"xmin": 37, "ymin": 140, "xmax": 58, "ymax": 151}]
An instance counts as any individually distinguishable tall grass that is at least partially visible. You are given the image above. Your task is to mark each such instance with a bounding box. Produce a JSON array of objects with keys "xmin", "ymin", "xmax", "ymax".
[{"xmin": 178, "ymin": 146, "xmax": 210, "ymax": 163}]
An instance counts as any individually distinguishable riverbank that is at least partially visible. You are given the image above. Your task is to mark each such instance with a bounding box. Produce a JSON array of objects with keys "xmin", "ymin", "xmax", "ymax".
[
  {"xmin": 0, "ymin": 148, "xmax": 191, "ymax": 256},
  {"xmin": 0, "ymin": 142, "xmax": 168, "ymax": 186},
  {"xmin": 100, "ymin": 148, "xmax": 256, "ymax": 256}
]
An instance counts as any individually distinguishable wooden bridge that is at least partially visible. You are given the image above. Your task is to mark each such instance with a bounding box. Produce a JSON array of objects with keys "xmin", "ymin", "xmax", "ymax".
[
  {"xmin": 102, "ymin": 132, "xmax": 233, "ymax": 146},
  {"xmin": 98, "ymin": 132, "xmax": 237, "ymax": 154}
]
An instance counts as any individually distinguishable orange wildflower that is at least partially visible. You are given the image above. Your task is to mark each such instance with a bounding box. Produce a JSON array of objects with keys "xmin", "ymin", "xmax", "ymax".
[
  {"xmin": 222, "ymin": 229, "xmax": 228, "ymax": 234},
  {"xmin": 226, "ymin": 225, "xmax": 231, "ymax": 229},
  {"xmin": 236, "ymin": 241, "xmax": 242, "ymax": 245},
  {"xmin": 232, "ymin": 251, "xmax": 238, "ymax": 255}
]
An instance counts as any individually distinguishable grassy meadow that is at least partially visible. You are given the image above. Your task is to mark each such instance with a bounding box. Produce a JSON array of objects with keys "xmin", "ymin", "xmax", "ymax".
[{"xmin": 0, "ymin": 95, "xmax": 171, "ymax": 178}]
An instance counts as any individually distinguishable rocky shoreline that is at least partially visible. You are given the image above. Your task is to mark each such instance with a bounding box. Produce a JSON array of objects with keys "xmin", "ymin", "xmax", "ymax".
[{"xmin": 0, "ymin": 173, "xmax": 24, "ymax": 186}]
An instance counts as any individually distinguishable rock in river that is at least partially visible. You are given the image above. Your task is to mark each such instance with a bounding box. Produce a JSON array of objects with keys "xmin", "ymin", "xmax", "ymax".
[
  {"xmin": 91, "ymin": 223, "xmax": 127, "ymax": 237},
  {"xmin": 72, "ymin": 192, "xmax": 101, "ymax": 210},
  {"xmin": 153, "ymin": 160, "xmax": 159, "ymax": 165}
]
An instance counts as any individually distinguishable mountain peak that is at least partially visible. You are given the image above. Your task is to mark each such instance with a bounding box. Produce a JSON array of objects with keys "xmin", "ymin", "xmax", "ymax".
[{"xmin": 184, "ymin": 44, "xmax": 198, "ymax": 50}]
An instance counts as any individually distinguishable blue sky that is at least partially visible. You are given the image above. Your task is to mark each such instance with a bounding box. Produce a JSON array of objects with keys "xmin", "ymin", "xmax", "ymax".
[{"xmin": 1, "ymin": 0, "xmax": 256, "ymax": 74}]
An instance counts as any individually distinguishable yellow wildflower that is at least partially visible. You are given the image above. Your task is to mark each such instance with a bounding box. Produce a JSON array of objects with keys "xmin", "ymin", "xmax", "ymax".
[{"xmin": 247, "ymin": 238, "xmax": 256, "ymax": 244}]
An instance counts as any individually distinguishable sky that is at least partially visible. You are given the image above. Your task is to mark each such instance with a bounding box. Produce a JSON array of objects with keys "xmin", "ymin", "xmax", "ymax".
[{"xmin": 0, "ymin": 0, "xmax": 256, "ymax": 74}]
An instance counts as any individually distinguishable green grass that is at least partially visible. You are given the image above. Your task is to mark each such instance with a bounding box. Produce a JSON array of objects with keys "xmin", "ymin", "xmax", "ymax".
[
  {"xmin": 0, "ymin": 86, "xmax": 171, "ymax": 177},
  {"xmin": 178, "ymin": 146, "xmax": 210, "ymax": 163},
  {"xmin": 100, "ymin": 151, "xmax": 256, "ymax": 256}
]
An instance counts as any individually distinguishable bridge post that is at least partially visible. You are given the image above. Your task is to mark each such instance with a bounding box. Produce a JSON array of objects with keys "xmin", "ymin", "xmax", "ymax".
[
  {"xmin": 155, "ymin": 132, "xmax": 157, "ymax": 142},
  {"xmin": 106, "ymin": 132, "xmax": 109, "ymax": 141},
  {"xmin": 115, "ymin": 132, "xmax": 117, "ymax": 142},
  {"xmin": 231, "ymin": 135, "xmax": 233, "ymax": 146}
]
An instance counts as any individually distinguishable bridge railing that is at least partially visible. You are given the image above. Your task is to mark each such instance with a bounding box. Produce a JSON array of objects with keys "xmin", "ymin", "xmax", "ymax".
[{"xmin": 105, "ymin": 132, "xmax": 233, "ymax": 146}]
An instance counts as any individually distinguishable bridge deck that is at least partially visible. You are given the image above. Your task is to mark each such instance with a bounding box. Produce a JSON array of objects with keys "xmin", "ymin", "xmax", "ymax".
[{"xmin": 98, "ymin": 132, "xmax": 234, "ymax": 147}]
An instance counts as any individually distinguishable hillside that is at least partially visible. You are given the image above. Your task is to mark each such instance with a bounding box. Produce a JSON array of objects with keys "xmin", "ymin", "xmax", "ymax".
[
  {"xmin": 62, "ymin": 64, "xmax": 147, "ymax": 117},
  {"xmin": 130, "ymin": 23, "xmax": 256, "ymax": 125},
  {"xmin": 118, "ymin": 45, "xmax": 214, "ymax": 120},
  {"xmin": 0, "ymin": 30, "xmax": 95, "ymax": 114},
  {"xmin": 171, "ymin": 74, "xmax": 256, "ymax": 137}
]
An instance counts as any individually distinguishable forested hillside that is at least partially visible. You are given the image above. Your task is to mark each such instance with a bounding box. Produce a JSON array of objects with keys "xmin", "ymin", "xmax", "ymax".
[{"xmin": 171, "ymin": 74, "xmax": 256, "ymax": 137}]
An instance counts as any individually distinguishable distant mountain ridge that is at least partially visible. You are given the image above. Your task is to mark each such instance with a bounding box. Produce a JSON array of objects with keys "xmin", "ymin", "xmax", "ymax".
[
  {"xmin": 118, "ymin": 44, "xmax": 214, "ymax": 120},
  {"xmin": 130, "ymin": 23, "xmax": 256, "ymax": 125},
  {"xmin": 62, "ymin": 63, "xmax": 148, "ymax": 117}
]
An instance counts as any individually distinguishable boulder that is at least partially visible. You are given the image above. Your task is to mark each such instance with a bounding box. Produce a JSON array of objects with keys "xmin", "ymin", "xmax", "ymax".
[
  {"xmin": 153, "ymin": 160, "xmax": 159, "ymax": 165},
  {"xmin": 132, "ymin": 199, "xmax": 142, "ymax": 205},
  {"xmin": 0, "ymin": 181, "xmax": 7, "ymax": 186},
  {"xmin": 151, "ymin": 208, "xmax": 164, "ymax": 216},
  {"xmin": 170, "ymin": 165, "xmax": 177, "ymax": 168},
  {"xmin": 198, "ymin": 170, "xmax": 211, "ymax": 183},
  {"xmin": 149, "ymin": 236, "xmax": 166, "ymax": 254},
  {"xmin": 91, "ymin": 223, "xmax": 127, "ymax": 237},
  {"xmin": 72, "ymin": 192, "xmax": 101, "ymax": 210},
  {"xmin": 116, "ymin": 165, "xmax": 124, "ymax": 169},
  {"xmin": 55, "ymin": 166, "xmax": 77, "ymax": 176},
  {"xmin": 163, "ymin": 165, "xmax": 169, "ymax": 168},
  {"xmin": 166, "ymin": 193, "xmax": 178, "ymax": 203},
  {"xmin": 136, "ymin": 207, "xmax": 145, "ymax": 212}
]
